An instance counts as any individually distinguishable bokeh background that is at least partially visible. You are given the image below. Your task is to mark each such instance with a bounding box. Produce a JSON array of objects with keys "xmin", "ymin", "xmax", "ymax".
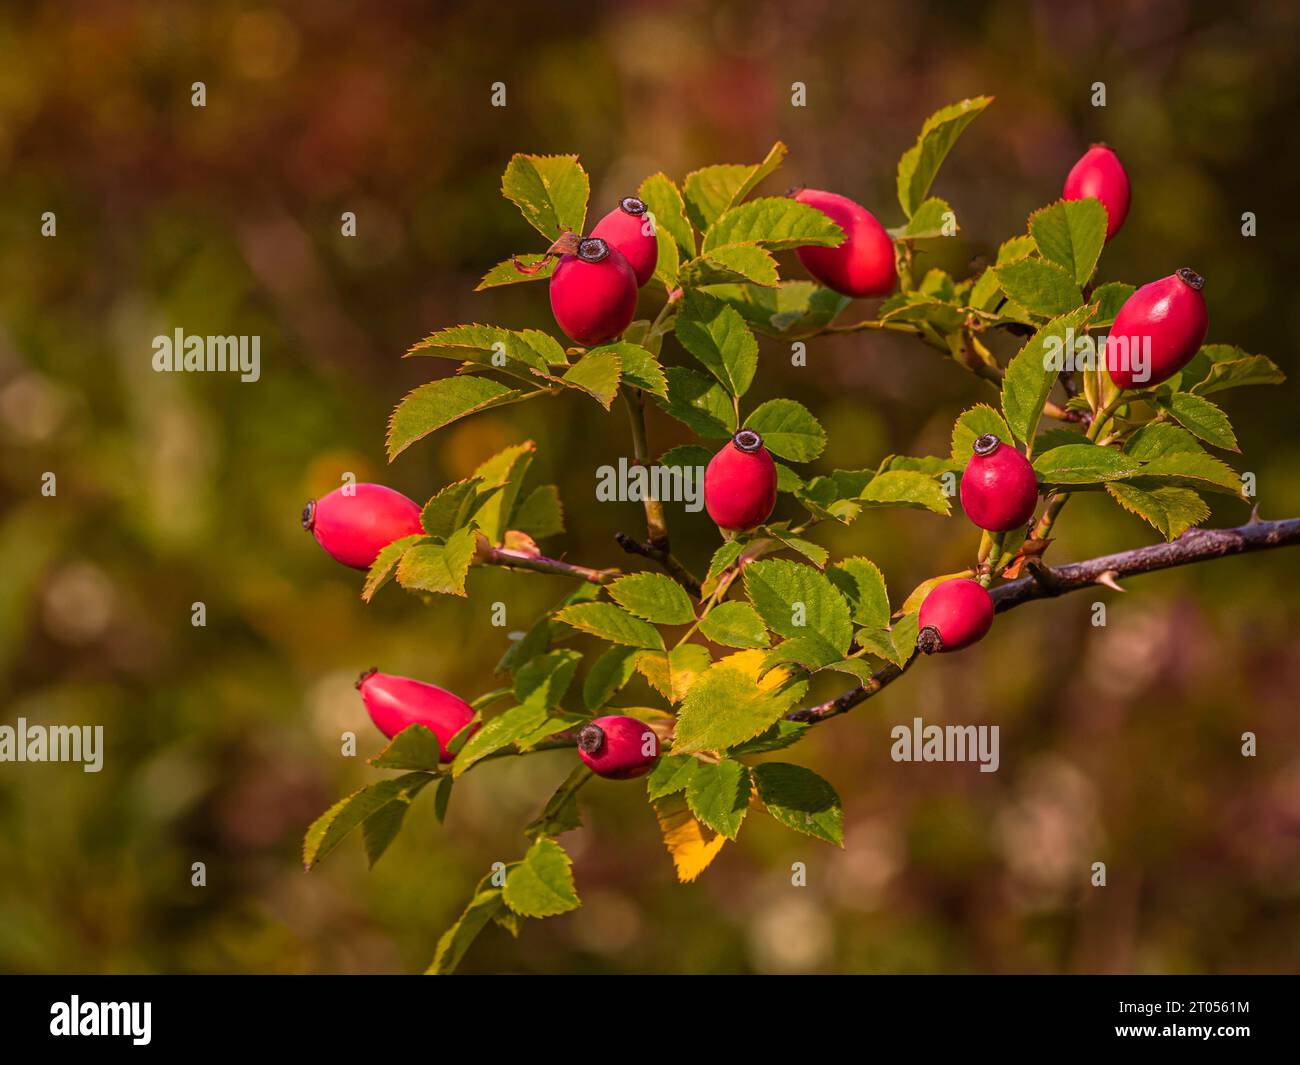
[{"xmin": 2, "ymin": 0, "xmax": 1299, "ymax": 974}]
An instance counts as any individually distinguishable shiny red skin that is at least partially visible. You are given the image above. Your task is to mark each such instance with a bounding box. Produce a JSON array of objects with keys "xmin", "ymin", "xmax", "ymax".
[
  {"xmin": 793, "ymin": 188, "xmax": 897, "ymax": 298},
  {"xmin": 917, "ymin": 579, "xmax": 994, "ymax": 654},
  {"xmin": 549, "ymin": 246, "xmax": 638, "ymax": 345},
  {"xmin": 1063, "ymin": 144, "xmax": 1131, "ymax": 241},
  {"xmin": 960, "ymin": 438, "xmax": 1039, "ymax": 532},
  {"xmin": 357, "ymin": 670, "xmax": 477, "ymax": 761},
  {"xmin": 578, "ymin": 715, "xmax": 659, "ymax": 779},
  {"xmin": 305, "ymin": 483, "xmax": 423, "ymax": 570},
  {"xmin": 591, "ymin": 204, "xmax": 658, "ymax": 287},
  {"xmin": 1105, "ymin": 270, "xmax": 1208, "ymax": 390},
  {"xmin": 704, "ymin": 435, "xmax": 777, "ymax": 531}
]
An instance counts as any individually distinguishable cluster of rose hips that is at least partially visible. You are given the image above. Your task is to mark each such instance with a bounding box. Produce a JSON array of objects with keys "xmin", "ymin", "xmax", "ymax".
[{"xmin": 303, "ymin": 142, "xmax": 1209, "ymax": 777}]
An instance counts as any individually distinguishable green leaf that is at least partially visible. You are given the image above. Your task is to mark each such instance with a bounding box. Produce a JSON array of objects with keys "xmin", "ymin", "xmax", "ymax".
[
  {"xmin": 896, "ymin": 96, "xmax": 993, "ymax": 218},
  {"xmin": 686, "ymin": 758, "xmax": 751, "ymax": 839},
  {"xmin": 562, "ymin": 350, "xmax": 623, "ymax": 409},
  {"xmin": 743, "ymin": 558, "xmax": 853, "ymax": 654},
  {"xmin": 1029, "ymin": 198, "xmax": 1107, "ymax": 286},
  {"xmin": 303, "ymin": 772, "xmax": 434, "ymax": 870},
  {"xmin": 654, "ymin": 366, "xmax": 736, "ymax": 438},
  {"xmin": 1189, "ymin": 350, "xmax": 1285, "ymax": 396},
  {"xmin": 1106, "ymin": 482, "xmax": 1209, "ymax": 541},
  {"xmin": 387, "ymin": 377, "xmax": 524, "ymax": 460},
  {"xmin": 675, "ymin": 290, "xmax": 759, "ymax": 397},
  {"xmin": 590, "ymin": 343, "xmax": 667, "ymax": 397},
  {"xmin": 635, "ymin": 642, "xmax": 713, "ymax": 704},
  {"xmin": 1159, "ymin": 392, "xmax": 1239, "ymax": 451},
  {"xmin": 1032, "ymin": 443, "xmax": 1143, "ymax": 485},
  {"xmin": 688, "ymin": 243, "xmax": 780, "ymax": 287},
  {"xmin": 475, "ymin": 254, "xmax": 556, "ymax": 291},
  {"xmin": 472, "ymin": 441, "xmax": 535, "ymax": 544},
  {"xmin": 646, "ymin": 754, "xmax": 698, "ymax": 801},
  {"xmin": 704, "ymin": 540, "xmax": 745, "ymax": 588},
  {"xmin": 1000, "ymin": 307, "xmax": 1095, "ymax": 445},
  {"xmin": 763, "ymin": 634, "xmax": 843, "ymax": 673},
  {"xmin": 900, "ymin": 197, "xmax": 956, "ymax": 238},
  {"xmin": 405, "ymin": 323, "xmax": 552, "ymax": 372},
  {"xmin": 993, "ymin": 258, "xmax": 1083, "ymax": 317},
  {"xmin": 395, "ymin": 526, "xmax": 478, "ymax": 596},
  {"xmin": 745, "ymin": 398, "xmax": 826, "ymax": 462},
  {"xmin": 1089, "ymin": 282, "xmax": 1135, "ymax": 326},
  {"xmin": 426, "ymin": 875, "xmax": 505, "ymax": 975},
  {"xmin": 672, "ymin": 651, "xmax": 807, "ymax": 754},
  {"xmin": 766, "ymin": 528, "xmax": 829, "ymax": 567},
  {"xmin": 501, "ymin": 153, "xmax": 589, "ymax": 240},
  {"xmin": 451, "ymin": 703, "xmax": 551, "ymax": 777},
  {"xmin": 510, "ymin": 484, "xmax": 565, "ymax": 539},
  {"xmin": 704, "ymin": 196, "xmax": 844, "ymax": 253},
  {"xmin": 951, "ymin": 404, "xmax": 1013, "ymax": 463},
  {"xmin": 608, "ymin": 572, "xmax": 696, "ymax": 625},
  {"xmin": 582, "ymin": 645, "xmax": 641, "ymax": 710},
  {"xmin": 729, "ymin": 719, "xmax": 810, "ymax": 755},
  {"xmin": 707, "ymin": 280, "xmax": 850, "ymax": 338},
  {"xmin": 556, "ymin": 601, "xmax": 665, "ymax": 650},
  {"xmin": 1123, "ymin": 451, "xmax": 1244, "ymax": 498},
  {"xmin": 751, "ymin": 762, "xmax": 844, "ymax": 846},
  {"xmin": 859, "ymin": 470, "xmax": 950, "ymax": 515},
  {"xmin": 827, "ymin": 557, "xmax": 890, "ymax": 629},
  {"xmin": 420, "ymin": 478, "xmax": 483, "ymax": 539},
  {"xmin": 362, "ymin": 533, "xmax": 424, "ymax": 603},
  {"xmin": 639, "ymin": 172, "xmax": 695, "ymax": 257},
  {"xmin": 503, "ymin": 837, "xmax": 580, "ymax": 918},
  {"xmin": 682, "ymin": 143, "xmax": 788, "ymax": 232},
  {"xmin": 699, "ymin": 601, "xmax": 770, "ymax": 649},
  {"xmin": 1124, "ymin": 422, "xmax": 1205, "ymax": 461},
  {"xmin": 513, "ymin": 649, "xmax": 582, "ymax": 709},
  {"xmin": 369, "ymin": 724, "xmax": 445, "ymax": 771},
  {"xmin": 525, "ymin": 766, "xmax": 590, "ymax": 841},
  {"xmin": 660, "ymin": 444, "xmax": 712, "ymax": 471}
]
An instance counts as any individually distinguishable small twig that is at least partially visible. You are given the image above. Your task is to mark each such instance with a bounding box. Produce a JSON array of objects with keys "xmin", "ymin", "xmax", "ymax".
[{"xmin": 478, "ymin": 546, "xmax": 620, "ymax": 585}]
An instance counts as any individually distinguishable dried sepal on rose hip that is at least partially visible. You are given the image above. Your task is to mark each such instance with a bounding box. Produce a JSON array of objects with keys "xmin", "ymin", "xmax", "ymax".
[
  {"xmin": 356, "ymin": 669, "xmax": 478, "ymax": 762},
  {"xmin": 590, "ymin": 197, "xmax": 658, "ymax": 287},
  {"xmin": 1063, "ymin": 143, "xmax": 1131, "ymax": 241},
  {"xmin": 704, "ymin": 429, "xmax": 778, "ymax": 533},
  {"xmin": 960, "ymin": 434, "xmax": 1039, "ymax": 532},
  {"xmin": 792, "ymin": 188, "xmax": 897, "ymax": 298},
  {"xmin": 302, "ymin": 483, "xmax": 423, "ymax": 570},
  {"xmin": 916, "ymin": 578, "xmax": 994, "ymax": 655},
  {"xmin": 1105, "ymin": 267, "xmax": 1208, "ymax": 390},
  {"xmin": 548, "ymin": 235, "xmax": 639, "ymax": 346},
  {"xmin": 577, "ymin": 715, "xmax": 659, "ymax": 779}
]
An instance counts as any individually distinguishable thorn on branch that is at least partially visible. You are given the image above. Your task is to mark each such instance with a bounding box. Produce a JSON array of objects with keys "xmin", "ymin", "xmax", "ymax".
[{"xmin": 1095, "ymin": 569, "xmax": 1126, "ymax": 593}]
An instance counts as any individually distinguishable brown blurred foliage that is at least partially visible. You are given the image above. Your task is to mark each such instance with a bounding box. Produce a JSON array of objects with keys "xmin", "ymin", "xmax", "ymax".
[{"xmin": 1, "ymin": 0, "xmax": 1298, "ymax": 973}]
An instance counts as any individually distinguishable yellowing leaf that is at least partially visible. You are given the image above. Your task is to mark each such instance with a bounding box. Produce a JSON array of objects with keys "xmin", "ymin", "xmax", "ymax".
[{"xmin": 654, "ymin": 793, "xmax": 727, "ymax": 882}]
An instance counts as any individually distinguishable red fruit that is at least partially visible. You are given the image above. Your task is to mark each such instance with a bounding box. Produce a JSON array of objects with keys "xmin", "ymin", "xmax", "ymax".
[
  {"xmin": 704, "ymin": 429, "xmax": 777, "ymax": 532},
  {"xmin": 577, "ymin": 715, "xmax": 659, "ymax": 779},
  {"xmin": 549, "ymin": 237, "xmax": 638, "ymax": 345},
  {"xmin": 1104, "ymin": 268, "xmax": 1208, "ymax": 390},
  {"xmin": 1063, "ymin": 144, "xmax": 1131, "ymax": 241},
  {"xmin": 960, "ymin": 434, "xmax": 1039, "ymax": 532},
  {"xmin": 356, "ymin": 669, "xmax": 477, "ymax": 761},
  {"xmin": 917, "ymin": 578, "xmax": 994, "ymax": 655},
  {"xmin": 591, "ymin": 197, "xmax": 658, "ymax": 287},
  {"xmin": 303, "ymin": 483, "xmax": 423, "ymax": 570},
  {"xmin": 793, "ymin": 188, "xmax": 897, "ymax": 298}
]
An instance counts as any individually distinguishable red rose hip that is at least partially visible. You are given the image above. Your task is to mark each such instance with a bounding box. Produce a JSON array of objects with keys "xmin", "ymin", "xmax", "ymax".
[
  {"xmin": 577, "ymin": 715, "xmax": 659, "ymax": 779},
  {"xmin": 1063, "ymin": 144, "xmax": 1131, "ymax": 241},
  {"xmin": 793, "ymin": 188, "xmax": 897, "ymax": 298},
  {"xmin": 549, "ymin": 236, "xmax": 638, "ymax": 345},
  {"xmin": 1104, "ymin": 268, "xmax": 1208, "ymax": 390},
  {"xmin": 704, "ymin": 429, "xmax": 778, "ymax": 532},
  {"xmin": 591, "ymin": 197, "xmax": 658, "ymax": 287},
  {"xmin": 917, "ymin": 578, "xmax": 994, "ymax": 655},
  {"xmin": 303, "ymin": 483, "xmax": 423, "ymax": 570},
  {"xmin": 356, "ymin": 669, "xmax": 477, "ymax": 761},
  {"xmin": 960, "ymin": 434, "xmax": 1039, "ymax": 532}
]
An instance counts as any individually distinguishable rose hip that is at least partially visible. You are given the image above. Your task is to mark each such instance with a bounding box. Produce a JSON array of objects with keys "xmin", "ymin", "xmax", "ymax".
[
  {"xmin": 960, "ymin": 435, "xmax": 1039, "ymax": 532},
  {"xmin": 303, "ymin": 483, "xmax": 423, "ymax": 570},
  {"xmin": 356, "ymin": 669, "xmax": 477, "ymax": 761},
  {"xmin": 591, "ymin": 197, "xmax": 658, "ymax": 287},
  {"xmin": 793, "ymin": 188, "xmax": 897, "ymax": 298},
  {"xmin": 704, "ymin": 429, "xmax": 778, "ymax": 532},
  {"xmin": 577, "ymin": 715, "xmax": 659, "ymax": 779},
  {"xmin": 917, "ymin": 578, "xmax": 994, "ymax": 654}
]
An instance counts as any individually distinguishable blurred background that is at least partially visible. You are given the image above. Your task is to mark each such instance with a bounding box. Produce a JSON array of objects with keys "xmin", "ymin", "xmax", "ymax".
[{"xmin": 2, "ymin": 0, "xmax": 1299, "ymax": 974}]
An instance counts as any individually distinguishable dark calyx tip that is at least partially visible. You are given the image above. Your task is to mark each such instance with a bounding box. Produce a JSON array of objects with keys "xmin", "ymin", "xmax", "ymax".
[
  {"xmin": 916, "ymin": 626, "xmax": 944, "ymax": 655},
  {"xmin": 577, "ymin": 723, "xmax": 605, "ymax": 755},
  {"xmin": 1176, "ymin": 267, "xmax": 1205, "ymax": 291},
  {"xmin": 972, "ymin": 434, "xmax": 1001, "ymax": 458},
  {"xmin": 619, "ymin": 196, "xmax": 647, "ymax": 216},
  {"xmin": 301, "ymin": 499, "xmax": 316, "ymax": 531},
  {"xmin": 355, "ymin": 667, "xmax": 378, "ymax": 690},
  {"xmin": 577, "ymin": 237, "xmax": 610, "ymax": 263},
  {"xmin": 733, "ymin": 429, "xmax": 764, "ymax": 454}
]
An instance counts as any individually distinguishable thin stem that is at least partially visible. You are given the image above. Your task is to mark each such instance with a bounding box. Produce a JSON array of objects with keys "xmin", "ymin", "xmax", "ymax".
[{"xmin": 478, "ymin": 546, "xmax": 620, "ymax": 584}]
